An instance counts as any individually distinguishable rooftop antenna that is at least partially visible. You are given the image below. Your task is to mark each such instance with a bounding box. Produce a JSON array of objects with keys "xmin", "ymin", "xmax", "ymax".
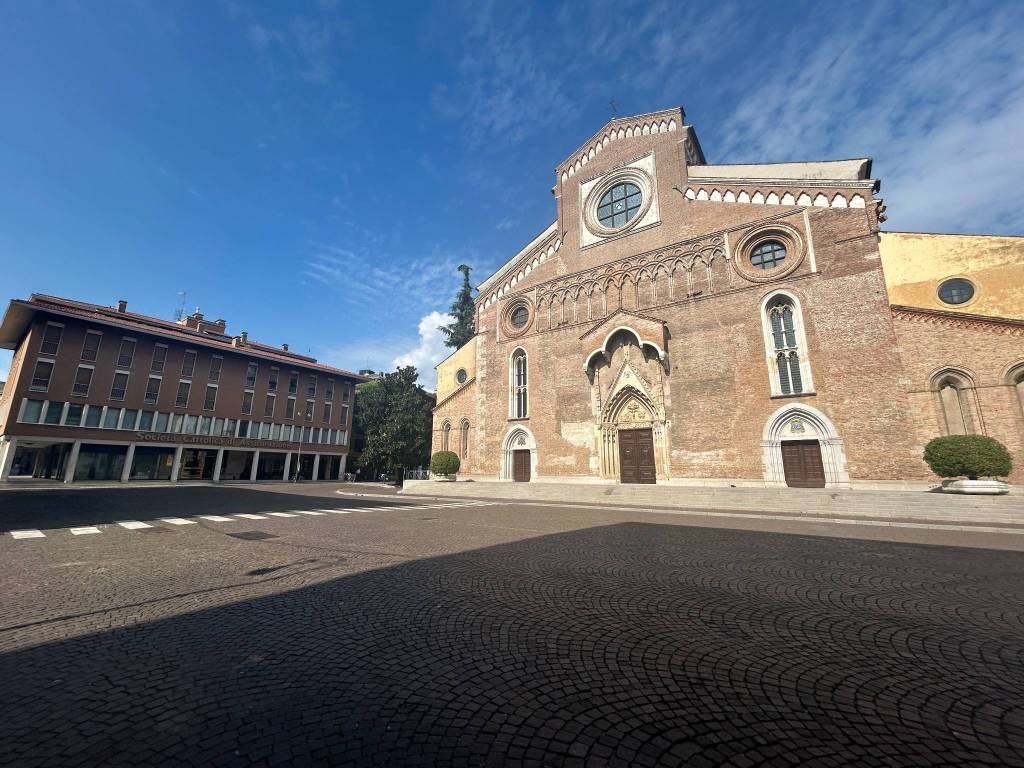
[{"xmin": 173, "ymin": 291, "xmax": 187, "ymax": 322}]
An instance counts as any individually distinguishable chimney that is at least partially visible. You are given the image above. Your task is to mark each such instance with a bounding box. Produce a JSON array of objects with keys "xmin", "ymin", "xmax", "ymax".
[
  {"xmin": 116, "ymin": 299, "xmax": 128, "ymax": 313},
  {"xmin": 282, "ymin": 343, "xmax": 289, "ymax": 351},
  {"xmin": 240, "ymin": 330, "xmax": 248, "ymax": 344}
]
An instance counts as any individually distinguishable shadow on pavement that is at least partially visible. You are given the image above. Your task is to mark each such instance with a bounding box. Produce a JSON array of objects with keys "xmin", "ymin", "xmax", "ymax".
[{"xmin": 1, "ymin": 522, "xmax": 1022, "ymax": 766}]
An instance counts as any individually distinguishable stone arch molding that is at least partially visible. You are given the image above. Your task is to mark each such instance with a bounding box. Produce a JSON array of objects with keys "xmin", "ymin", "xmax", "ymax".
[
  {"xmin": 761, "ymin": 403, "xmax": 851, "ymax": 488},
  {"xmin": 584, "ymin": 325, "xmax": 667, "ymax": 372},
  {"xmin": 500, "ymin": 425, "xmax": 537, "ymax": 481}
]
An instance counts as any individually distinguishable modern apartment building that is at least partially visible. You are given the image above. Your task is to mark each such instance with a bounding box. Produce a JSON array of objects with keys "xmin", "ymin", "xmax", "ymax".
[{"xmin": 0, "ymin": 295, "xmax": 365, "ymax": 483}]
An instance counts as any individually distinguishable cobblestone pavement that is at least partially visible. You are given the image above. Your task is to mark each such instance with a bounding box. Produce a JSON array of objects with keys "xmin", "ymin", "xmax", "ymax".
[{"xmin": 1, "ymin": 486, "xmax": 1023, "ymax": 766}]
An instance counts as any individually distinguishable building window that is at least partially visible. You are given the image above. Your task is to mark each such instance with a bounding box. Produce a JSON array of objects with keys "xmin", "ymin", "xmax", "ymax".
[
  {"xmin": 341, "ymin": 384, "xmax": 350, "ymax": 402},
  {"xmin": 264, "ymin": 393, "xmax": 276, "ymax": 418},
  {"xmin": 751, "ymin": 240, "xmax": 787, "ymax": 270},
  {"xmin": 199, "ymin": 415, "xmax": 212, "ymax": 435},
  {"xmin": 597, "ymin": 182, "xmax": 642, "ymax": 229},
  {"xmin": 39, "ymin": 323, "xmax": 63, "ymax": 356},
  {"xmin": 268, "ymin": 368, "xmax": 279, "ymax": 394},
  {"xmin": 116, "ymin": 338, "xmax": 136, "ymax": 369},
  {"xmin": 245, "ymin": 362, "xmax": 258, "ymax": 388},
  {"xmin": 203, "ymin": 385, "xmax": 218, "ymax": 410},
  {"xmin": 460, "ymin": 420, "xmax": 470, "ymax": 460},
  {"xmin": 155, "ymin": 412, "xmax": 169, "ymax": 432},
  {"xmin": 288, "ymin": 372, "xmax": 298, "ymax": 395},
  {"xmin": 30, "ymin": 359, "xmax": 54, "ymax": 391},
  {"xmin": 307, "ymin": 375, "xmax": 317, "ymax": 398},
  {"xmin": 934, "ymin": 372, "xmax": 974, "ymax": 435},
  {"xmin": 323, "ymin": 402, "xmax": 332, "ymax": 422},
  {"xmin": 325, "ymin": 379, "xmax": 334, "ymax": 402},
  {"xmin": 456, "ymin": 368, "xmax": 468, "ymax": 384},
  {"xmin": 144, "ymin": 376, "xmax": 161, "ymax": 405},
  {"xmin": 339, "ymin": 403, "xmax": 349, "ymax": 426},
  {"xmin": 110, "ymin": 372, "xmax": 129, "ymax": 401},
  {"xmin": 73, "ymin": 365, "xmax": 94, "ymax": 397},
  {"xmin": 286, "ymin": 396, "xmax": 296, "ymax": 419},
  {"xmin": 223, "ymin": 418, "xmax": 237, "ymax": 437},
  {"xmin": 175, "ymin": 381, "xmax": 191, "ymax": 408},
  {"xmin": 304, "ymin": 399, "xmax": 314, "ymax": 420},
  {"xmin": 938, "ymin": 278, "xmax": 975, "ymax": 306},
  {"xmin": 181, "ymin": 350, "xmax": 197, "ymax": 378},
  {"xmin": 65, "ymin": 403, "xmax": 84, "ymax": 427},
  {"xmin": 20, "ymin": 399, "xmax": 44, "ymax": 423},
  {"xmin": 43, "ymin": 401, "xmax": 65, "ymax": 425},
  {"xmin": 241, "ymin": 390, "xmax": 254, "ymax": 415},
  {"xmin": 139, "ymin": 411, "xmax": 154, "ymax": 430},
  {"xmin": 122, "ymin": 409, "xmax": 139, "ymax": 430},
  {"xmin": 84, "ymin": 405, "xmax": 102, "ymax": 428},
  {"xmin": 81, "ymin": 331, "xmax": 102, "ymax": 362},
  {"xmin": 441, "ymin": 421, "xmax": 451, "ymax": 451},
  {"xmin": 761, "ymin": 293, "xmax": 814, "ymax": 397},
  {"xmin": 209, "ymin": 356, "xmax": 222, "ymax": 383},
  {"xmin": 151, "ymin": 344, "xmax": 168, "ymax": 373},
  {"xmin": 184, "ymin": 414, "xmax": 198, "ymax": 434},
  {"xmin": 510, "ymin": 349, "xmax": 528, "ymax": 419},
  {"xmin": 271, "ymin": 423, "xmax": 282, "ymax": 440},
  {"xmin": 103, "ymin": 407, "xmax": 121, "ymax": 429}
]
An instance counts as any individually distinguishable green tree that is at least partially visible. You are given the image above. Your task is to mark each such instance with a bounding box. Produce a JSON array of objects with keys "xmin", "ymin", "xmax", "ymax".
[
  {"xmin": 354, "ymin": 366, "xmax": 435, "ymax": 478},
  {"xmin": 439, "ymin": 264, "xmax": 475, "ymax": 349}
]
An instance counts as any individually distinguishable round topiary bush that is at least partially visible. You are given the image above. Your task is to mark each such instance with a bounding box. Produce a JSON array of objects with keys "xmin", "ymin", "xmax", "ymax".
[
  {"xmin": 430, "ymin": 450, "xmax": 461, "ymax": 476},
  {"xmin": 923, "ymin": 435, "xmax": 1012, "ymax": 480}
]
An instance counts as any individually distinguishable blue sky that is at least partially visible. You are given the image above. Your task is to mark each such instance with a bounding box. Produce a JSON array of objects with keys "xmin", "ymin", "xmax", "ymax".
[{"xmin": 2, "ymin": 1, "xmax": 1022, "ymax": 387}]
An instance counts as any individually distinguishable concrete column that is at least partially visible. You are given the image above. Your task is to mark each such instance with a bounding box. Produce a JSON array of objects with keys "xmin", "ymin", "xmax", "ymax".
[
  {"xmin": 121, "ymin": 442, "xmax": 136, "ymax": 483},
  {"xmin": 249, "ymin": 450, "xmax": 260, "ymax": 482},
  {"xmin": 212, "ymin": 448, "xmax": 225, "ymax": 482},
  {"xmin": 0, "ymin": 437, "xmax": 19, "ymax": 480},
  {"xmin": 283, "ymin": 451, "xmax": 292, "ymax": 482},
  {"xmin": 311, "ymin": 453, "xmax": 320, "ymax": 481},
  {"xmin": 338, "ymin": 453, "xmax": 347, "ymax": 480},
  {"xmin": 63, "ymin": 440, "xmax": 82, "ymax": 484},
  {"xmin": 170, "ymin": 445, "xmax": 184, "ymax": 482}
]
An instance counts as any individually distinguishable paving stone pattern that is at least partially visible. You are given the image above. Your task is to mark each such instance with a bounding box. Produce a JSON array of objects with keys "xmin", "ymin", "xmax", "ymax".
[{"xmin": 1, "ymin": 498, "xmax": 1023, "ymax": 766}]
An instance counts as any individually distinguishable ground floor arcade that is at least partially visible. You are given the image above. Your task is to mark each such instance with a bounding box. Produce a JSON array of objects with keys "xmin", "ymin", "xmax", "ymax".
[{"xmin": 0, "ymin": 436, "xmax": 347, "ymax": 484}]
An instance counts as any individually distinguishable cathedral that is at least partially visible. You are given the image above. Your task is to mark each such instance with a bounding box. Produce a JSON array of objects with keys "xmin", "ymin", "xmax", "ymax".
[{"xmin": 432, "ymin": 107, "xmax": 1024, "ymax": 488}]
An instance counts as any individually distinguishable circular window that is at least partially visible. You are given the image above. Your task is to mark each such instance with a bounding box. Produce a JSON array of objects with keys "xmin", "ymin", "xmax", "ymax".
[
  {"xmin": 597, "ymin": 182, "xmax": 642, "ymax": 229},
  {"xmin": 510, "ymin": 306, "xmax": 529, "ymax": 329},
  {"xmin": 456, "ymin": 368, "xmax": 468, "ymax": 384},
  {"xmin": 937, "ymin": 278, "xmax": 975, "ymax": 306},
  {"xmin": 750, "ymin": 240, "xmax": 787, "ymax": 270}
]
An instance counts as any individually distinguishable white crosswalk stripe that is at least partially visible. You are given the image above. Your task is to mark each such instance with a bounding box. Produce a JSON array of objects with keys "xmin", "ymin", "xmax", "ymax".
[
  {"xmin": 234, "ymin": 513, "xmax": 267, "ymax": 520},
  {"xmin": 292, "ymin": 510, "xmax": 325, "ymax": 516},
  {"xmin": 161, "ymin": 517, "xmax": 196, "ymax": 525},
  {"xmin": 320, "ymin": 509, "xmax": 352, "ymax": 514},
  {"xmin": 117, "ymin": 520, "xmax": 152, "ymax": 529},
  {"xmin": 10, "ymin": 529, "xmax": 45, "ymax": 539},
  {"xmin": 199, "ymin": 516, "xmax": 234, "ymax": 522},
  {"xmin": 70, "ymin": 526, "xmax": 102, "ymax": 535},
  {"xmin": 265, "ymin": 512, "xmax": 298, "ymax": 518}
]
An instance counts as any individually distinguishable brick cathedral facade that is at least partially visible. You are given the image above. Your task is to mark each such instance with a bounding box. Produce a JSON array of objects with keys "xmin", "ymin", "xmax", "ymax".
[{"xmin": 433, "ymin": 108, "xmax": 1024, "ymax": 488}]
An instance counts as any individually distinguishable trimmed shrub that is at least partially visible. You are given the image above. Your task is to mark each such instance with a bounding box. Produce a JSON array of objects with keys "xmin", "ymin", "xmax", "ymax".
[
  {"xmin": 923, "ymin": 435, "xmax": 1012, "ymax": 480},
  {"xmin": 430, "ymin": 451, "xmax": 461, "ymax": 476}
]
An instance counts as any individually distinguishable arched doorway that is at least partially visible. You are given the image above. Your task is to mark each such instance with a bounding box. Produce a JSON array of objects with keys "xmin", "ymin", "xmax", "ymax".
[
  {"xmin": 761, "ymin": 404, "xmax": 850, "ymax": 488},
  {"xmin": 598, "ymin": 386, "xmax": 667, "ymax": 483},
  {"xmin": 500, "ymin": 425, "xmax": 537, "ymax": 482}
]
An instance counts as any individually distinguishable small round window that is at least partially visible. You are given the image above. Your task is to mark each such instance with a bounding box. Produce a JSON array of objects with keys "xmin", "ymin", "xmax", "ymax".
[
  {"xmin": 510, "ymin": 305, "xmax": 529, "ymax": 329},
  {"xmin": 750, "ymin": 240, "xmax": 787, "ymax": 270},
  {"xmin": 937, "ymin": 278, "xmax": 974, "ymax": 305},
  {"xmin": 456, "ymin": 368, "xmax": 468, "ymax": 384},
  {"xmin": 597, "ymin": 182, "xmax": 642, "ymax": 229}
]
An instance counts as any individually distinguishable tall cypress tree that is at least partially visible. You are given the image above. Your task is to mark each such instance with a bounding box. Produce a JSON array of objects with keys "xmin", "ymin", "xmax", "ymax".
[{"xmin": 439, "ymin": 264, "xmax": 476, "ymax": 349}]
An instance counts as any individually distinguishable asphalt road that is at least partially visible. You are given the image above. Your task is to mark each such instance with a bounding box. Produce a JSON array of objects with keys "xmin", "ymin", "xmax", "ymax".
[{"xmin": 1, "ymin": 484, "xmax": 1023, "ymax": 766}]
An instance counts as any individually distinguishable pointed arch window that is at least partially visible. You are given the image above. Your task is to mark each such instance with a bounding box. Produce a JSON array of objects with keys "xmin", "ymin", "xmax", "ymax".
[
  {"xmin": 761, "ymin": 293, "xmax": 814, "ymax": 396},
  {"xmin": 510, "ymin": 349, "xmax": 528, "ymax": 419},
  {"xmin": 933, "ymin": 372, "xmax": 974, "ymax": 435},
  {"xmin": 459, "ymin": 420, "xmax": 470, "ymax": 460},
  {"xmin": 441, "ymin": 421, "xmax": 451, "ymax": 452}
]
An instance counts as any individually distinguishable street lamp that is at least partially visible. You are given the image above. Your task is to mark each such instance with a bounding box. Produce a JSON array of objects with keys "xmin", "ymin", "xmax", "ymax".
[{"xmin": 293, "ymin": 415, "xmax": 304, "ymax": 482}]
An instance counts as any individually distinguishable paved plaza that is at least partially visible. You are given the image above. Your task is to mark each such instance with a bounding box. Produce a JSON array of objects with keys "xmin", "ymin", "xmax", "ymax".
[{"xmin": 1, "ymin": 484, "xmax": 1023, "ymax": 766}]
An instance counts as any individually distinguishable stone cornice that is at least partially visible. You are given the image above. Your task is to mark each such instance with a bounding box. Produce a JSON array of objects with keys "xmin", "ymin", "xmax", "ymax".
[
  {"xmin": 891, "ymin": 305, "xmax": 1024, "ymax": 336},
  {"xmin": 433, "ymin": 377, "xmax": 476, "ymax": 412}
]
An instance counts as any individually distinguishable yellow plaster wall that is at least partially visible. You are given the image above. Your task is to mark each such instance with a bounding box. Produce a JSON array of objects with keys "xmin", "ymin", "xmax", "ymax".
[
  {"xmin": 435, "ymin": 337, "xmax": 477, "ymax": 402},
  {"xmin": 880, "ymin": 232, "xmax": 1024, "ymax": 320}
]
